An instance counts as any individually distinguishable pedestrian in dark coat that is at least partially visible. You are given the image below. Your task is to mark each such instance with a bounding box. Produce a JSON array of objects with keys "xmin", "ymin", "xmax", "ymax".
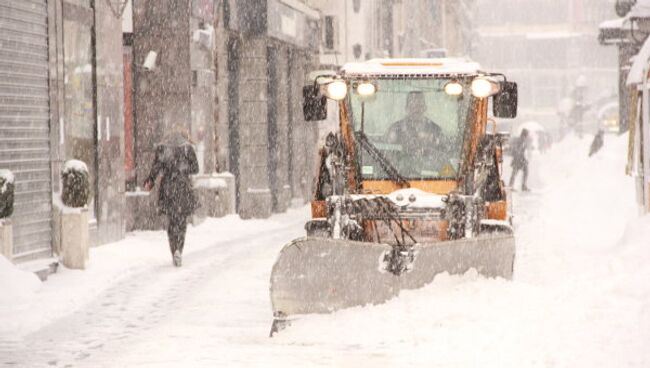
[
  {"xmin": 143, "ymin": 131, "xmax": 199, "ymax": 267},
  {"xmin": 589, "ymin": 129, "xmax": 604, "ymax": 157},
  {"xmin": 509, "ymin": 129, "xmax": 530, "ymax": 191}
]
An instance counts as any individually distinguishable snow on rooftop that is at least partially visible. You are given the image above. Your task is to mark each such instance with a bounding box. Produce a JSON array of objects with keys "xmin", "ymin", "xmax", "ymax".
[
  {"xmin": 599, "ymin": 17, "xmax": 633, "ymax": 30},
  {"xmin": 341, "ymin": 58, "xmax": 481, "ymax": 77}
]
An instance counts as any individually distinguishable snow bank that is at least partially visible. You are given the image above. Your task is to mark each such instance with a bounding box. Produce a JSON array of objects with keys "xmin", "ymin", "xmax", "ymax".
[{"xmin": 0, "ymin": 255, "xmax": 41, "ymax": 304}]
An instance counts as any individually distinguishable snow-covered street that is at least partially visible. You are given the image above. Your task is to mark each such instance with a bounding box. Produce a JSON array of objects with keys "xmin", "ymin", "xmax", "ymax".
[{"xmin": 1, "ymin": 133, "xmax": 649, "ymax": 367}]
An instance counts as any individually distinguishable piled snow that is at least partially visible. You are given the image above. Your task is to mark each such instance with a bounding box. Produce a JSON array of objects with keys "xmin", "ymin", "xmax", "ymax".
[
  {"xmin": 62, "ymin": 159, "xmax": 88, "ymax": 174},
  {"xmin": 0, "ymin": 169, "xmax": 14, "ymax": 194},
  {"xmin": 193, "ymin": 177, "xmax": 227, "ymax": 189},
  {"xmin": 0, "ymin": 169, "xmax": 14, "ymax": 184},
  {"xmin": 0, "ymin": 255, "xmax": 41, "ymax": 304}
]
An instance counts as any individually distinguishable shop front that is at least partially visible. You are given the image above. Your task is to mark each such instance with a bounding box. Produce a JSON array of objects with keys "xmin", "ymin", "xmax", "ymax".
[{"xmin": 0, "ymin": 0, "xmax": 53, "ymax": 261}]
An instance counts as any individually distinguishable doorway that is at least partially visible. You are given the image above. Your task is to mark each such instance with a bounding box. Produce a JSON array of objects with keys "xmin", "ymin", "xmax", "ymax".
[{"xmin": 227, "ymin": 37, "xmax": 241, "ymax": 212}]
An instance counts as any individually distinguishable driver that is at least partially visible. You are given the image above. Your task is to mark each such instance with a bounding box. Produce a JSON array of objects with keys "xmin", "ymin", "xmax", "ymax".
[{"xmin": 385, "ymin": 91, "xmax": 442, "ymax": 148}]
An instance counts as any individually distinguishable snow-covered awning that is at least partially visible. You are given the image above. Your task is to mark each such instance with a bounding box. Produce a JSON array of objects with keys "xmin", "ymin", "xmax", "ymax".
[
  {"xmin": 598, "ymin": 16, "xmax": 636, "ymax": 45},
  {"xmin": 626, "ymin": 36, "xmax": 650, "ymax": 86},
  {"xmin": 599, "ymin": 17, "xmax": 631, "ymax": 30}
]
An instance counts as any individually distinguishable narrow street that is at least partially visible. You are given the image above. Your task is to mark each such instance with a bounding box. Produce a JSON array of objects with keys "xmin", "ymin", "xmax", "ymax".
[{"xmin": 1, "ymin": 133, "xmax": 648, "ymax": 367}]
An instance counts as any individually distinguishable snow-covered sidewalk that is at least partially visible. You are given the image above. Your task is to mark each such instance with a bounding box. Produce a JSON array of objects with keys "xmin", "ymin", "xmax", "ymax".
[{"xmin": 0, "ymin": 207, "xmax": 309, "ymax": 341}]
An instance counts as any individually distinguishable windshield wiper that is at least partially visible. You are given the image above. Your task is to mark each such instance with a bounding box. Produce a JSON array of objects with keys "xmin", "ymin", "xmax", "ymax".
[{"xmin": 356, "ymin": 132, "xmax": 409, "ymax": 187}]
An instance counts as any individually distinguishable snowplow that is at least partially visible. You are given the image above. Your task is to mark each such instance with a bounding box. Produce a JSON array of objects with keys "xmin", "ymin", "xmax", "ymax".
[{"xmin": 270, "ymin": 58, "xmax": 518, "ymax": 334}]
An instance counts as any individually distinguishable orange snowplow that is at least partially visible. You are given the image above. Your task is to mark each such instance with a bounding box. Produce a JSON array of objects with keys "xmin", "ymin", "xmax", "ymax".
[{"xmin": 270, "ymin": 58, "xmax": 518, "ymax": 334}]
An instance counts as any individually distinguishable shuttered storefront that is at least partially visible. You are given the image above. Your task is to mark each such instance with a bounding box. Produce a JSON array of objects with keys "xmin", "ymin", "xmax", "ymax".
[{"xmin": 0, "ymin": 0, "xmax": 53, "ymax": 261}]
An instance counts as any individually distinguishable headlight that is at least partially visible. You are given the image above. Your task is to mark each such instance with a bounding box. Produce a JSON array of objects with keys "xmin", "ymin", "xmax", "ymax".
[
  {"xmin": 356, "ymin": 82, "xmax": 376, "ymax": 96},
  {"xmin": 471, "ymin": 77, "xmax": 499, "ymax": 98},
  {"xmin": 444, "ymin": 81, "xmax": 464, "ymax": 96},
  {"xmin": 326, "ymin": 80, "xmax": 348, "ymax": 100}
]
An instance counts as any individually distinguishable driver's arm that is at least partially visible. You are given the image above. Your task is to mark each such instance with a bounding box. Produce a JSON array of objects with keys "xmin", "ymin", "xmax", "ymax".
[{"xmin": 384, "ymin": 120, "xmax": 403, "ymax": 144}]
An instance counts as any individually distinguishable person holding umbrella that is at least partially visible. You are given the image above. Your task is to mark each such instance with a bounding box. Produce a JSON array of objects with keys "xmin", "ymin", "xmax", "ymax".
[{"xmin": 143, "ymin": 129, "xmax": 199, "ymax": 267}]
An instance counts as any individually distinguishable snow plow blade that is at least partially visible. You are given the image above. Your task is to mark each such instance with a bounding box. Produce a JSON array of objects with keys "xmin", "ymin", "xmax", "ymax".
[{"xmin": 270, "ymin": 234, "xmax": 515, "ymax": 318}]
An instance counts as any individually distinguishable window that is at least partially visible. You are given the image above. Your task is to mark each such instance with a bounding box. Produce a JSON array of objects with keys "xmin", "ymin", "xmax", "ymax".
[
  {"xmin": 353, "ymin": 0, "xmax": 361, "ymax": 13},
  {"xmin": 324, "ymin": 15, "xmax": 337, "ymax": 50},
  {"xmin": 349, "ymin": 78, "xmax": 475, "ymax": 180}
]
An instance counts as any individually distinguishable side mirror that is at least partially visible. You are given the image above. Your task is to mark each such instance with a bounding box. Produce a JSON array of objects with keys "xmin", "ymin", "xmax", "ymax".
[
  {"xmin": 303, "ymin": 85, "xmax": 327, "ymax": 121},
  {"xmin": 493, "ymin": 81, "xmax": 518, "ymax": 119}
]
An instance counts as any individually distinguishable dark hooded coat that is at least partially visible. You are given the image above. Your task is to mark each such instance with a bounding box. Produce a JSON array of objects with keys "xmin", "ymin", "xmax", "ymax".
[
  {"xmin": 510, "ymin": 134, "xmax": 529, "ymax": 169},
  {"xmin": 145, "ymin": 136, "xmax": 199, "ymax": 217}
]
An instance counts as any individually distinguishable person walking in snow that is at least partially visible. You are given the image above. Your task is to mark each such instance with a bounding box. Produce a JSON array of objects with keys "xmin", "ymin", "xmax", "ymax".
[
  {"xmin": 509, "ymin": 128, "xmax": 530, "ymax": 192},
  {"xmin": 143, "ymin": 130, "xmax": 199, "ymax": 267},
  {"xmin": 589, "ymin": 129, "xmax": 604, "ymax": 157}
]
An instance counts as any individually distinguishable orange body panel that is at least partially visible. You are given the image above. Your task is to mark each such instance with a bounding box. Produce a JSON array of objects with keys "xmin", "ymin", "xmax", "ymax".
[
  {"xmin": 311, "ymin": 200, "xmax": 327, "ymax": 218},
  {"xmin": 310, "ymin": 97, "xmax": 510, "ymax": 239},
  {"xmin": 361, "ymin": 180, "xmax": 458, "ymax": 195},
  {"xmin": 486, "ymin": 201, "xmax": 507, "ymax": 221}
]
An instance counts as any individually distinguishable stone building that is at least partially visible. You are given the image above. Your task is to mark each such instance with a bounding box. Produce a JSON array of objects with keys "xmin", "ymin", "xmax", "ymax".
[
  {"xmin": 473, "ymin": 0, "xmax": 618, "ymax": 134},
  {"xmin": 0, "ymin": 0, "xmax": 125, "ymax": 263},
  {"xmin": 123, "ymin": 0, "xmax": 321, "ymax": 223}
]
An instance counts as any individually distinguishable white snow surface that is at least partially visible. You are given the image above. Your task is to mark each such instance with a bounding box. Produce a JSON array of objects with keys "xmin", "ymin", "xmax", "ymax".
[
  {"xmin": 0, "ymin": 255, "xmax": 41, "ymax": 304},
  {"xmin": 0, "ymin": 169, "xmax": 14, "ymax": 195},
  {"xmin": 598, "ymin": 17, "xmax": 631, "ymax": 30},
  {"xmin": 0, "ymin": 169, "xmax": 14, "ymax": 184},
  {"xmin": 62, "ymin": 159, "xmax": 89, "ymax": 174},
  {"xmin": 1, "ymin": 134, "xmax": 649, "ymax": 367},
  {"xmin": 193, "ymin": 177, "xmax": 227, "ymax": 189}
]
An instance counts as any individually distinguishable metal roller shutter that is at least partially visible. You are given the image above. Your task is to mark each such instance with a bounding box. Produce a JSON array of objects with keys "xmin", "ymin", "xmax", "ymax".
[{"xmin": 0, "ymin": 0, "xmax": 52, "ymax": 261}]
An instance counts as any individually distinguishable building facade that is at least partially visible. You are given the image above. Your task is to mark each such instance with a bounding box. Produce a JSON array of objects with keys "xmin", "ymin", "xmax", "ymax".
[
  {"xmin": 123, "ymin": 0, "xmax": 321, "ymax": 223},
  {"xmin": 1, "ymin": 0, "xmax": 469, "ymax": 264},
  {"xmin": 0, "ymin": 0, "xmax": 125, "ymax": 263},
  {"xmin": 473, "ymin": 0, "xmax": 619, "ymax": 134}
]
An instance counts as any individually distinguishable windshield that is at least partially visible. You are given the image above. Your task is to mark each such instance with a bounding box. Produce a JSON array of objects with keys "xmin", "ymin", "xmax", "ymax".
[{"xmin": 350, "ymin": 78, "xmax": 474, "ymax": 180}]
